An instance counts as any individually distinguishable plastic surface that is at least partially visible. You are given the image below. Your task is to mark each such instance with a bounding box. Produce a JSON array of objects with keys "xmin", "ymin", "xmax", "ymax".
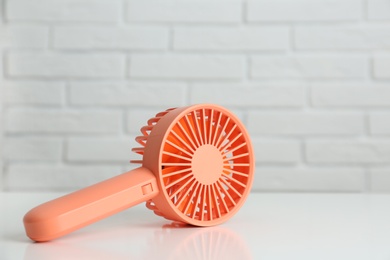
[
  {"xmin": 23, "ymin": 104, "xmax": 255, "ymax": 242},
  {"xmin": 24, "ymin": 168, "xmax": 157, "ymax": 242}
]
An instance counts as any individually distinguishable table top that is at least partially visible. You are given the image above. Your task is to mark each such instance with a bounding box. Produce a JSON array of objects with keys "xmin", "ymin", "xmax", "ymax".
[{"xmin": 1, "ymin": 192, "xmax": 390, "ymax": 260}]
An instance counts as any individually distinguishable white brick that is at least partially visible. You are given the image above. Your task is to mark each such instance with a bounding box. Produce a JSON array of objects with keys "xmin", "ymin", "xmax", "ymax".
[
  {"xmin": 7, "ymin": 53, "xmax": 125, "ymax": 78},
  {"xmin": 251, "ymin": 55, "xmax": 368, "ymax": 79},
  {"xmin": 370, "ymin": 168, "xmax": 390, "ymax": 192},
  {"xmin": 5, "ymin": 109, "xmax": 121, "ymax": 134},
  {"xmin": 374, "ymin": 56, "xmax": 390, "ymax": 79},
  {"xmin": 53, "ymin": 26, "xmax": 168, "ymax": 50},
  {"xmin": 0, "ymin": 0, "xmax": 3, "ymax": 21},
  {"xmin": 248, "ymin": 112, "xmax": 364, "ymax": 135},
  {"xmin": 6, "ymin": 0, "xmax": 120, "ymax": 22},
  {"xmin": 0, "ymin": 161, "xmax": 3, "ymax": 189},
  {"xmin": 0, "ymin": 25, "xmax": 48, "ymax": 49},
  {"xmin": 174, "ymin": 26, "xmax": 289, "ymax": 51},
  {"xmin": 295, "ymin": 26, "xmax": 390, "ymax": 50},
  {"xmin": 70, "ymin": 81, "xmax": 186, "ymax": 107},
  {"xmin": 0, "ymin": 52, "xmax": 3, "ymax": 176},
  {"xmin": 368, "ymin": 0, "xmax": 390, "ymax": 20},
  {"xmin": 252, "ymin": 140, "xmax": 301, "ymax": 163},
  {"xmin": 0, "ymin": 53, "xmax": 3, "ymax": 79},
  {"xmin": 253, "ymin": 167, "xmax": 364, "ymax": 192},
  {"xmin": 310, "ymin": 82, "xmax": 388, "ymax": 88},
  {"xmin": 312, "ymin": 86, "xmax": 390, "ymax": 107},
  {"xmin": 130, "ymin": 54, "xmax": 244, "ymax": 79},
  {"xmin": 127, "ymin": 0, "xmax": 241, "ymax": 23},
  {"xmin": 4, "ymin": 81, "xmax": 64, "ymax": 105},
  {"xmin": 248, "ymin": 0, "xmax": 362, "ymax": 22},
  {"xmin": 3, "ymin": 137, "xmax": 62, "ymax": 161},
  {"xmin": 370, "ymin": 113, "xmax": 390, "ymax": 135},
  {"xmin": 191, "ymin": 83, "xmax": 304, "ymax": 107},
  {"xmin": 6, "ymin": 165, "xmax": 122, "ymax": 190},
  {"xmin": 67, "ymin": 137, "xmax": 132, "ymax": 162},
  {"xmin": 306, "ymin": 141, "xmax": 390, "ymax": 163}
]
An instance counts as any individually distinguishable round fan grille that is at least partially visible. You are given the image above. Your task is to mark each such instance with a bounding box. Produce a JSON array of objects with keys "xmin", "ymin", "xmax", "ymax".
[{"xmin": 139, "ymin": 105, "xmax": 254, "ymax": 226}]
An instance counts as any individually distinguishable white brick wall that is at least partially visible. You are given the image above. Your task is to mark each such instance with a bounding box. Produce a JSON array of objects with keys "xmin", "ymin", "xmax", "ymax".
[
  {"xmin": 253, "ymin": 140, "xmax": 301, "ymax": 164},
  {"xmin": 7, "ymin": 165, "xmax": 123, "ymax": 190},
  {"xmin": 67, "ymin": 137, "xmax": 133, "ymax": 162},
  {"xmin": 370, "ymin": 168, "xmax": 390, "ymax": 192},
  {"xmin": 174, "ymin": 26, "xmax": 289, "ymax": 51},
  {"xmin": 311, "ymin": 85, "xmax": 390, "ymax": 107},
  {"xmin": 190, "ymin": 83, "xmax": 305, "ymax": 107},
  {"xmin": 4, "ymin": 81, "xmax": 64, "ymax": 105},
  {"xmin": 126, "ymin": 0, "xmax": 241, "ymax": 23},
  {"xmin": 7, "ymin": 53, "xmax": 126, "ymax": 78},
  {"xmin": 69, "ymin": 81, "xmax": 187, "ymax": 107},
  {"xmin": 0, "ymin": 25, "xmax": 48, "ymax": 49},
  {"xmin": 6, "ymin": 0, "xmax": 121, "ymax": 22},
  {"xmin": 251, "ymin": 55, "xmax": 368, "ymax": 79},
  {"xmin": 248, "ymin": 112, "xmax": 364, "ymax": 135},
  {"xmin": 4, "ymin": 137, "xmax": 62, "ymax": 161},
  {"xmin": 5, "ymin": 109, "xmax": 122, "ymax": 134},
  {"xmin": 247, "ymin": 0, "xmax": 363, "ymax": 22},
  {"xmin": 254, "ymin": 167, "xmax": 365, "ymax": 192},
  {"xmin": 370, "ymin": 113, "xmax": 390, "ymax": 135},
  {"xmin": 1, "ymin": 0, "xmax": 390, "ymax": 193},
  {"xmin": 306, "ymin": 141, "xmax": 390, "ymax": 163},
  {"xmin": 53, "ymin": 26, "xmax": 169, "ymax": 50},
  {"xmin": 368, "ymin": 0, "xmax": 390, "ymax": 20},
  {"xmin": 374, "ymin": 55, "xmax": 390, "ymax": 79},
  {"xmin": 295, "ymin": 26, "xmax": 390, "ymax": 50},
  {"xmin": 130, "ymin": 54, "xmax": 244, "ymax": 79}
]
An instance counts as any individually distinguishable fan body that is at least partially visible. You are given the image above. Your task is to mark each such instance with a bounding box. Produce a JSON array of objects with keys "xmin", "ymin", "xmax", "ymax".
[{"xmin": 23, "ymin": 104, "xmax": 254, "ymax": 242}]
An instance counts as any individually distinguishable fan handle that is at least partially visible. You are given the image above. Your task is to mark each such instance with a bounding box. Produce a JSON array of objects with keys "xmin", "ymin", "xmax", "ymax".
[{"xmin": 23, "ymin": 167, "xmax": 158, "ymax": 242}]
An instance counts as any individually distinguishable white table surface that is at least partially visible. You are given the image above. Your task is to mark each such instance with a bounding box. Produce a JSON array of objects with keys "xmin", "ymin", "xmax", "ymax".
[{"xmin": 1, "ymin": 192, "xmax": 390, "ymax": 260}]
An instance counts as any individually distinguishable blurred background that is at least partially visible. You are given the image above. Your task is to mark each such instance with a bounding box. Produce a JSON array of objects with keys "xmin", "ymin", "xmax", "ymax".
[{"xmin": 1, "ymin": 0, "xmax": 390, "ymax": 193}]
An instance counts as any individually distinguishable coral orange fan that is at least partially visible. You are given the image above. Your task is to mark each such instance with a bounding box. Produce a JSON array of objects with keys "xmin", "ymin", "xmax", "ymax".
[{"xmin": 23, "ymin": 104, "xmax": 255, "ymax": 242}]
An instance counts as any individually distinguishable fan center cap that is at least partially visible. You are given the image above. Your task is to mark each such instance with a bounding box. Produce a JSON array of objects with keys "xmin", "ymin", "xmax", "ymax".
[{"xmin": 191, "ymin": 144, "xmax": 223, "ymax": 185}]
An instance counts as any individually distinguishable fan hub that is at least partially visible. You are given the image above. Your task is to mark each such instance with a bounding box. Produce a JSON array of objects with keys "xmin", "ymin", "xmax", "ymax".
[{"xmin": 191, "ymin": 144, "xmax": 223, "ymax": 185}]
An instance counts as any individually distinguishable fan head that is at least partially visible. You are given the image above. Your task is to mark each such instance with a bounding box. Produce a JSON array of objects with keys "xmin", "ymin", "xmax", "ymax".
[{"xmin": 132, "ymin": 104, "xmax": 255, "ymax": 226}]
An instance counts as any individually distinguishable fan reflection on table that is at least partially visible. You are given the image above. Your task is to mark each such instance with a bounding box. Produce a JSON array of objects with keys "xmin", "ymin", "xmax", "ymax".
[
  {"xmin": 24, "ymin": 223, "xmax": 251, "ymax": 260},
  {"xmin": 151, "ymin": 223, "xmax": 252, "ymax": 260}
]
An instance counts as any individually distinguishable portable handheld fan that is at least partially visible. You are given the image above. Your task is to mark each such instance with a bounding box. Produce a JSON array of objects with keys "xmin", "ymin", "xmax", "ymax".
[{"xmin": 23, "ymin": 104, "xmax": 254, "ymax": 242}]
